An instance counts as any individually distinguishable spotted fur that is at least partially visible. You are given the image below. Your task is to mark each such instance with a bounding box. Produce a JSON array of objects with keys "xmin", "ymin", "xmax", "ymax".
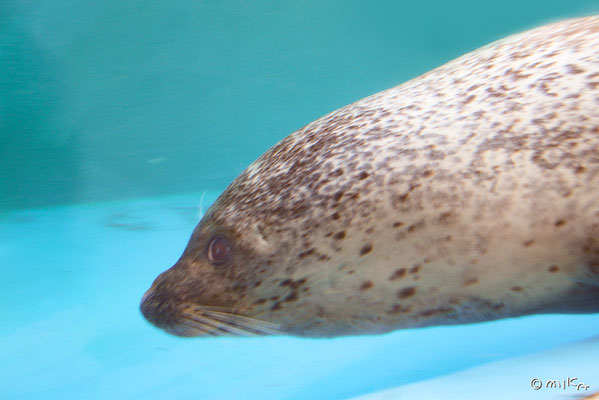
[{"xmin": 141, "ymin": 16, "xmax": 599, "ymax": 338}]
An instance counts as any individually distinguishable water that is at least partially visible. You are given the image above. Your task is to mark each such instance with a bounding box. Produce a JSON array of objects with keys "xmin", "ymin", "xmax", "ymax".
[
  {"xmin": 3, "ymin": 194, "xmax": 599, "ymax": 399},
  {"xmin": 2, "ymin": 1, "xmax": 599, "ymax": 399}
]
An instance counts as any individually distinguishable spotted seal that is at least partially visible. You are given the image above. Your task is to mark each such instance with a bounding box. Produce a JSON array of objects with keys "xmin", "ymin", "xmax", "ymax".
[{"xmin": 141, "ymin": 16, "xmax": 599, "ymax": 338}]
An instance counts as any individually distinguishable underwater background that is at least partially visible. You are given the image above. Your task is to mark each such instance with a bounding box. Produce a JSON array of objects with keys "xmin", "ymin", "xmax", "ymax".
[{"xmin": 2, "ymin": 1, "xmax": 599, "ymax": 399}]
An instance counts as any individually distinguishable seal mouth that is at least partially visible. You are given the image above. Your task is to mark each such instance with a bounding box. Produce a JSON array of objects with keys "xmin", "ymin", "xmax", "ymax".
[{"xmin": 140, "ymin": 290, "xmax": 283, "ymax": 337}]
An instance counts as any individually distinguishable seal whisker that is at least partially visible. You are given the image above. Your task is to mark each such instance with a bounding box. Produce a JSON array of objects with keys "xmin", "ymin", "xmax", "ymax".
[
  {"xmin": 198, "ymin": 305, "xmax": 237, "ymax": 313},
  {"xmin": 200, "ymin": 313, "xmax": 262, "ymax": 335},
  {"xmin": 202, "ymin": 310, "xmax": 283, "ymax": 335},
  {"xmin": 201, "ymin": 309, "xmax": 279, "ymax": 327},
  {"xmin": 197, "ymin": 190, "xmax": 207, "ymax": 220},
  {"xmin": 182, "ymin": 311, "xmax": 256, "ymax": 337},
  {"xmin": 179, "ymin": 312, "xmax": 221, "ymax": 336},
  {"xmin": 202, "ymin": 310, "xmax": 284, "ymax": 336},
  {"xmin": 181, "ymin": 311, "xmax": 240, "ymax": 337}
]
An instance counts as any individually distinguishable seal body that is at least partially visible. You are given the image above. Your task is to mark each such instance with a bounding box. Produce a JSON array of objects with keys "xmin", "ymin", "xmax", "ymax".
[{"xmin": 141, "ymin": 16, "xmax": 599, "ymax": 338}]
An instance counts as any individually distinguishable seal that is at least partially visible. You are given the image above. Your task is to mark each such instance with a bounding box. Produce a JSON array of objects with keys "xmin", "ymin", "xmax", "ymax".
[{"xmin": 141, "ymin": 16, "xmax": 599, "ymax": 338}]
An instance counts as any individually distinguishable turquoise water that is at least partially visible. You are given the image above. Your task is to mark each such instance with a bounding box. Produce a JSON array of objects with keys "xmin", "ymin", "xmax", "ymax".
[
  {"xmin": 3, "ymin": 1, "xmax": 599, "ymax": 399},
  {"xmin": 3, "ymin": 194, "xmax": 599, "ymax": 399}
]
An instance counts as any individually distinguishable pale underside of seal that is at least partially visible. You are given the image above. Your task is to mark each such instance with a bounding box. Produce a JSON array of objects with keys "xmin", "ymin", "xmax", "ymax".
[{"xmin": 141, "ymin": 16, "xmax": 599, "ymax": 338}]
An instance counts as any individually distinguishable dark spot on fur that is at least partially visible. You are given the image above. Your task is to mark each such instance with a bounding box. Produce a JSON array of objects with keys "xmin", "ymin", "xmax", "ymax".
[
  {"xmin": 348, "ymin": 192, "xmax": 359, "ymax": 201},
  {"xmin": 523, "ymin": 239, "xmax": 535, "ymax": 247},
  {"xmin": 360, "ymin": 281, "xmax": 373, "ymax": 291},
  {"xmin": 333, "ymin": 231, "xmax": 346, "ymax": 240},
  {"xmin": 427, "ymin": 145, "xmax": 446, "ymax": 160},
  {"xmin": 397, "ymin": 193, "xmax": 409, "ymax": 203},
  {"xmin": 554, "ymin": 219, "xmax": 566, "ymax": 227},
  {"xmin": 284, "ymin": 292, "xmax": 298, "ymax": 302},
  {"xmin": 393, "ymin": 221, "xmax": 404, "ymax": 228},
  {"xmin": 397, "ymin": 286, "xmax": 416, "ymax": 299},
  {"xmin": 464, "ymin": 278, "xmax": 479, "ymax": 286},
  {"xmin": 271, "ymin": 302, "xmax": 282, "ymax": 311},
  {"xmin": 347, "ymin": 270, "xmax": 355, "ymax": 275},
  {"xmin": 389, "ymin": 304, "xmax": 411, "ymax": 314},
  {"xmin": 278, "ymin": 278, "xmax": 308, "ymax": 303},
  {"xmin": 253, "ymin": 298, "xmax": 266, "ymax": 305},
  {"xmin": 394, "ymin": 184, "xmax": 420, "ymax": 204},
  {"xmin": 566, "ymin": 64, "xmax": 585, "ymax": 74},
  {"xmin": 407, "ymin": 219, "xmax": 425, "ymax": 233},
  {"xmin": 575, "ymin": 165, "xmax": 586, "ymax": 174},
  {"xmin": 333, "ymin": 191, "xmax": 344, "ymax": 202},
  {"xmin": 511, "ymin": 286, "xmax": 523, "ymax": 292},
  {"xmin": 270, "ymin": 296, "xmax": 280, "ymax": 301},
  {"xmin": 298, "ymin": 248, "xmax": 315, "ymax": 259},
  {"xmin": 254, "ymin": 281, "xmax": 262, "ymax": 287},
  {"xmin": 331, "ymin": 212, "xmax": 340, "ymax": 220},
  {"xmin": 587, "ymin": 72, "xmax": 599, "ymax": 79},
  {"xmin": 360, "ymin": 244, "xmax": 373, "ymax": 256},
  {"xmin": 357, "ymin": 171, "xmax": 369, "ymax": 180},
  {"xmin": 280, "ymin": 278, "xmax": 307, "ymax": 289},
  {"xmin": 389, "ymin": 268, "xmax": 406, "ymax": 281},
  {"xmin": 438, "ymin": 212, "xmax": 453, "ymax": 224},
  {"xmin": 462, "ymin": 94, "xmax": 476, "ymax": 105},
  {"xmin": 549, "ymin": 265, "xmax": 560, "ymax": 273},
  {"xmin": 409, "ymin": 265, "xmax": 420, "ymax": 274}
]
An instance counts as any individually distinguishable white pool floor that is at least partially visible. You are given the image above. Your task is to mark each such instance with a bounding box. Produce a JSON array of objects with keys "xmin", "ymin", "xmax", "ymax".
[{"xmin": 2, "ymin": 192, "xmax": 598, "ymax": 400}]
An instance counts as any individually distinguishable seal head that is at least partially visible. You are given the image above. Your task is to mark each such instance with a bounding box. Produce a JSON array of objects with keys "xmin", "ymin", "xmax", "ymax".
[{"xmin": 141, "ymin": 16, "xmax": 599, "ymax": 338}]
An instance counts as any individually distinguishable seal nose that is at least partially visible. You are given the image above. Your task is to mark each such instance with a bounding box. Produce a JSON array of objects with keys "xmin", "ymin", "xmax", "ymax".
[
  {"xmin": 140, "ymin": 285, "xmax": 183, "ymax": 334},
  {"xmin": 140, "ymin": 288, "xmax": 159, "ymax": 325},
  {"xmin": 141, "ymin": 289, "xmax": 152, "ymax": 304}
]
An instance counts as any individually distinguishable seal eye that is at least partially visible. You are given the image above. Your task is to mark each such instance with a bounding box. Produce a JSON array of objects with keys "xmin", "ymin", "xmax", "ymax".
[{"xmin": 207, "ymin": 235, "xmax": 232, "ymax": 265}]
